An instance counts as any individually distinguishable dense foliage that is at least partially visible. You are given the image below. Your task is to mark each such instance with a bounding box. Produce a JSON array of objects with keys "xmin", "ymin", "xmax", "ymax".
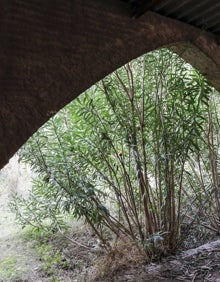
[{"xmin": 10, "ymin": 49, "xmax": 220, "ymax": 258}]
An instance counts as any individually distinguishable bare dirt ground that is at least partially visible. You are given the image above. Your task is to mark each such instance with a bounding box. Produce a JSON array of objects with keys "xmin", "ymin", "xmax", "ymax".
[
  {"xmin": 105, "ymin": 240, "xmax": 220, "ymax": 282},
  {"xmin": 0, "ymin": 156, "xmax": 44, "ymax": 281},
  {"xmin": 0, "ymin": 156, "xmax": 220, "ymax": 282},
  {"xmin": 48, "ymin": 230, "xmax": 220, "ymax": 282}
]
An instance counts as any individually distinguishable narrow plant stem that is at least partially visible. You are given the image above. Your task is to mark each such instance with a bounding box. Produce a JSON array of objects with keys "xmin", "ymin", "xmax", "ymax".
[{"xmin": 207, "ymin": 107, "xmax": 220, "ymax": 216}]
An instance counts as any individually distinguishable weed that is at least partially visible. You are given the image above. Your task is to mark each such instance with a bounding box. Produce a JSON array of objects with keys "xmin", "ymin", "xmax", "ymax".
[
  {"xmin": 37, "ymin": 244, "xmax": 61, "ymax": 273},
  {"xmin": 0, "ymin": 257, "xmax": 18, "ymax": 280}
]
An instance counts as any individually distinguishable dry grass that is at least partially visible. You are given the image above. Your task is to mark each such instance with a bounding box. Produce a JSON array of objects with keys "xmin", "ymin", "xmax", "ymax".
[{"xmin": 88, "ymin": 238, "xmax": 148, "ymax": 282}]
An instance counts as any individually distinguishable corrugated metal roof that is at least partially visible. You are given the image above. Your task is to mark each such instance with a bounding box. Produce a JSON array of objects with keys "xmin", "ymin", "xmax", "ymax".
[
  {"xmin": 121, "ymin": 0, "xmax": 220, "ymax": 36},
  {"xmin": 153, "ymin": 0, "xmax": 220, "ymax": 35}
]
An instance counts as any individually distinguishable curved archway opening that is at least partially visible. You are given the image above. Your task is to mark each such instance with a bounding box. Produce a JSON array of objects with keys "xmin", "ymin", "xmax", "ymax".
[
  {"xmin": 1, "ymin": 1, "xmax": 220, "ymax": 169},
  {"xmin": 1, "ymin": 45, "xmax": 220, "ymax": 280}
]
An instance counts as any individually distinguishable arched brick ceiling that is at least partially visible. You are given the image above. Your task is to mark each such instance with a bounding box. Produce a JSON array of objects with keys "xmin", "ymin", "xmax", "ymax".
[{"xmin": 0, "ymin": 0, "xmax": 220, "ymax": 169}]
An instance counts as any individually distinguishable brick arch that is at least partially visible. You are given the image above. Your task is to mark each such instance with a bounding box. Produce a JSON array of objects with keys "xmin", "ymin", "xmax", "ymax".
[{"xmin": 1, "ymin": 0, "xmax": 220, "ymax": 169}]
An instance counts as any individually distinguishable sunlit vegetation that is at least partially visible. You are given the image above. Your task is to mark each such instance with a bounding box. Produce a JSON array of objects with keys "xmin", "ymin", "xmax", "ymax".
[{"xmin": 10, "ymin": 49, "xmax": 220, "ymax": 262}]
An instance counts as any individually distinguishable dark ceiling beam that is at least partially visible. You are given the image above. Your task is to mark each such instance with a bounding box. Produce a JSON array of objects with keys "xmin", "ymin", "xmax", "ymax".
[{"xmin": 120, "ymin": 0, "xmax": 165, "ymax": 17}]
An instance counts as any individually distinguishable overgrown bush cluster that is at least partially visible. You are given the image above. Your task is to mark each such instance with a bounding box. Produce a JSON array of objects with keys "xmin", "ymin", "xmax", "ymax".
[{"xmin": 10, "ymin": 49, "xmax": 220, "ymax": 259}]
